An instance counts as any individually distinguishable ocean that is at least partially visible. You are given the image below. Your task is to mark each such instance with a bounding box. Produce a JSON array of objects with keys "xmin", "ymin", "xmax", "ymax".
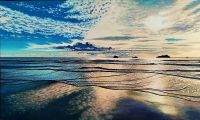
[{"xmin": 0, "ymin": 57, "xmax": 200, "ymax": 120}]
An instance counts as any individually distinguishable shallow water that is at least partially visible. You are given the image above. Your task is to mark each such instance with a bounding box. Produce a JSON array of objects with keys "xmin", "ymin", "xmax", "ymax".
[{"xmin": 0, "ymin": 57, "xmax": 200, "ymax": 120}]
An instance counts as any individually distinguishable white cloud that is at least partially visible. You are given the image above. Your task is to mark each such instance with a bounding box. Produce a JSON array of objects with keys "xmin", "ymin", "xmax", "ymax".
[
  {"xmin": 0, "ymin": 17, "xmax": 10, "ymax": 23},
  {"xmin": 143, "ymin": 15, "xmax": 173, "ymax": 32},
  {"xmin": 0, "ymin": 6, "xmax": 87, "ymax": 38},
  {"xmin": 84, "ymin": 0, "xmax": 200, "ymax": 57}
]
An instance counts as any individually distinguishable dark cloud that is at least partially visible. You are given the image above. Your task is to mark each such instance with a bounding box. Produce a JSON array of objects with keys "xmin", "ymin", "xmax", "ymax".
[
  {"xmin": 52, "ymin": 42, "xmax": 112, "ymax": 51},
  {"xmin": 176, "ymin": 44, "xmax": 191, "ymax": 47},
  {"xmin": 191, "ymin": 8, "xmax": 200, "ymax": 15},
  {"xmin": 173, "ymin": 23, "xmax": 194, "ymax": 32},
  {"xmin": 91, "ymin": 36, "xmax": 146, "ymax": 40},
  {"xmin": 183, "ymin": 0, "xmax": 200, "ymax": 10},
  {"xmin": 137, "ymin": 40, "xmax": 157, "ymax": 42},
  {"xmin": 170, "ymin": 17, "xmax": 200, "ymax": 32}
]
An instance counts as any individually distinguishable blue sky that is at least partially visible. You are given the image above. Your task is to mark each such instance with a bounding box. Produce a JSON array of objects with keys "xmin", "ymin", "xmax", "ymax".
[
  {"xmin": 0, "ymin": 0, "xmax": 199, "ymax": 57},
  {"xmin": 0, "ymin": 0, "xmax": 111, "ymax": 56}
]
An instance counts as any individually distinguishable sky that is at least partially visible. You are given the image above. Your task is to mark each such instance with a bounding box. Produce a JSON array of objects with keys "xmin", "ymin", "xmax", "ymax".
[{"xmin": 0, "ymin": 0, "xmax": 200, "ymax": 58}]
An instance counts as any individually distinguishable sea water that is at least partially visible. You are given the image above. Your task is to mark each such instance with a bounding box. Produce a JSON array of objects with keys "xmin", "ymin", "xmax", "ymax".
[{"xmin": 0, "ymin": 57, "xmax": 200, "ymax": 120}]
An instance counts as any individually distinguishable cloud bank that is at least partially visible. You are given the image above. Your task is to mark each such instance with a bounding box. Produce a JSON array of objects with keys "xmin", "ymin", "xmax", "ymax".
[
  {"xmin": 90, "ymin": 36, "xmax": 146, "ymax": 40},
  {"xmin": 27, "ymin": 41, "xmax": 112, "ymax": 51}
]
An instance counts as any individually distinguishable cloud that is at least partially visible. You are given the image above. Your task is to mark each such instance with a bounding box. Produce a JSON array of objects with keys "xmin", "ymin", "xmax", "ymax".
[
  {"xmin": 143, "ymin": 15, "xmax": 172, "ymax": 32},
  {"xmin": 170, "ymin": 17, "xmax": 200, "ymax": 32},
  {"xmin": 90, "ymin": 36, "xmax": 145, "ymax": 40},
  {"xmin": 0, "ymin": 17, "xmax": 9, "ymax": 23},
  {"xmin": 0, "ymin": 6, "xmax": 86, "ymax": 38},
  {"xmin": 165, "ymin": 38, "xmax": 185, "ymax": 42},
  {"xmin": 183, "ymin": 0, "xmax": 200, "ymax": 10},
  {"xmin": 0, "ymin": 0, "xmax": 111, "ymax": 40},
  {"xmin": 27, "ymin": 40, "xmax": 112, "ymax": 51},
  {"xmin": 191, "ymin": 8, "xmax": 200, "ymax": 15},
  {"xmin": 134, "ymin": 0, "xmax": 176, "ymax": 8}
]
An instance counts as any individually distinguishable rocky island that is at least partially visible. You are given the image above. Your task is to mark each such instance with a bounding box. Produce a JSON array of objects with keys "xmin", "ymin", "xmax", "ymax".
[{"xmin": 156, "ymin": 55, "xmax": 170, "ymax": 58}]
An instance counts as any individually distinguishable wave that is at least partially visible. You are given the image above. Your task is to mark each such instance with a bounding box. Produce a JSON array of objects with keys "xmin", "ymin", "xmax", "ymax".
[{"xmin": 1, "ymin": 57, "xmax": 200, "ymax": 102}]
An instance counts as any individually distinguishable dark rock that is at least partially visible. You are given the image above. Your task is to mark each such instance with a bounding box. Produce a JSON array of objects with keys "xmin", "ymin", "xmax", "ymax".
[
  {"xmin": 156, "ymin": 55, "xmax": 170, "ymax": 58},
  {"xmin": 132, "ymin": 56, "xmax": 138, "ymax": 58},
  {"xmin": 113, "ymin": 55, "xmax": 119, "ymax": 58}
]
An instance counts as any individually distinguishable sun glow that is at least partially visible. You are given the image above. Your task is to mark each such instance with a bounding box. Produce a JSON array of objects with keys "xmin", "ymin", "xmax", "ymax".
[{"xmin": 143, "ymin": 15, "xmax": 172, "ymax": 32}]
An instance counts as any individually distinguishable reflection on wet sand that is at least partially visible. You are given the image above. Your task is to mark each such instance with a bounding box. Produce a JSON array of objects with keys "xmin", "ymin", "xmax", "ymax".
[
  {"xmin": 3, "ymin": 83, "xmax": 80, "ymax": 111},
  {"xmin": 81, "ymin": 58, "xmax": 200, "ymax": 119},
  {"xmin": 2, "ymin": 84, "xmax": 174, "ymax": 120}
]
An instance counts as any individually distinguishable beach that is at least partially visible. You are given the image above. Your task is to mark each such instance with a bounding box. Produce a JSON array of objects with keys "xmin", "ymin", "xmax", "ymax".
[{"xmin": 0, "ymin": 57, "xmax": 200, "ymax": 120}]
